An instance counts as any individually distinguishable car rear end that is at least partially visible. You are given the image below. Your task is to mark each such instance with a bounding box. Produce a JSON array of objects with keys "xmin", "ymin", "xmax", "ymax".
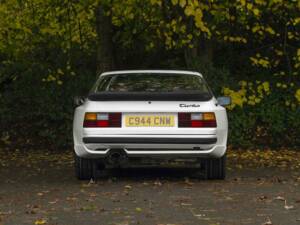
[{"xmin": 73, "ymin": 70, "xmax": 228, "ymax": 179}]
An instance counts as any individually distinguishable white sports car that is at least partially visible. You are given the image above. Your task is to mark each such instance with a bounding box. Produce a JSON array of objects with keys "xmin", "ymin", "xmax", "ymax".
[{"xmin": 73, "ymin": 70, "xmax": 230, "ymax": 180}]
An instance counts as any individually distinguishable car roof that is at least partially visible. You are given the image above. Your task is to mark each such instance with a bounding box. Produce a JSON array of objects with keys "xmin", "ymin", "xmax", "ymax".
[{"xmin": 100, "ymin": 70, "xmax": 203, "ymax": 77}]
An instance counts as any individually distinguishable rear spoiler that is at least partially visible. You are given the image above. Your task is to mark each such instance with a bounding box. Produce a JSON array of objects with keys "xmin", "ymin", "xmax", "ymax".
[{"xmin": 88, "ymin": 92, "xmax": 212, "ymax": 101}]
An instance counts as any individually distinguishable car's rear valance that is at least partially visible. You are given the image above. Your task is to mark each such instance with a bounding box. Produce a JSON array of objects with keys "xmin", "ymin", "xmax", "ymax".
[{"xmin": 88, "ymin": 92, "xmax": 212, "ymax": 101}]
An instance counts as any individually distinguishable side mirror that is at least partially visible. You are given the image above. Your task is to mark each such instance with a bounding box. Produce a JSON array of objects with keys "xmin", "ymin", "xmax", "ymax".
[
  {"xmin": 217, "ymin": 96, "xmax": 231, "ymax": 106},
  {"xmin": 74, "ymin": 96, "xmax": 85, "ymax": 106}
]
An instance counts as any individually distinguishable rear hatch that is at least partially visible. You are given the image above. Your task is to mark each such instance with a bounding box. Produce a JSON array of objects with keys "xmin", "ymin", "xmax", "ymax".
[{"xmin": 84, "ymin": 71, "xmax": 217, "ymax": 136}]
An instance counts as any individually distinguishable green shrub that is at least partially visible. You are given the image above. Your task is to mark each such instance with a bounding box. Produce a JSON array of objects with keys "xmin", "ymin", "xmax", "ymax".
[{"xmin": 0, "ymin": 59, "xmax": 96, "ymax": 149}]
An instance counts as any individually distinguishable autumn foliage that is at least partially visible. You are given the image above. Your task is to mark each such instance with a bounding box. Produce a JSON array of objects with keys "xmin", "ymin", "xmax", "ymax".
[{"xmin": 0, "ymin": 0, "xmax": 299, "ymax": 149}]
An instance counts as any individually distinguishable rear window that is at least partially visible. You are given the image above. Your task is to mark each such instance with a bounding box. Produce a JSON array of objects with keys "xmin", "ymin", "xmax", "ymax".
[{"xmin": 92, "ymin": 73, "xmax": 210, "ymax": 93}]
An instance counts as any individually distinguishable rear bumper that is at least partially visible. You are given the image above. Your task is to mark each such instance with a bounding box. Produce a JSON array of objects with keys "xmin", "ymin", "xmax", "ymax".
[
  {"xmin": 75, "ymin": 135, "xmax": 226, "ymax": 159},
  {"xmin": 82, "ymin": 137, "xmax": 217, "ymax": 145}
]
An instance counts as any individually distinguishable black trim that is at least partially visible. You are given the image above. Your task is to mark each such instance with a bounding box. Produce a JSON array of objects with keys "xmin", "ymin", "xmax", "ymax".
[
  {"xmin": 124, "ymin": 148, "xmax": 204, "ymax": 151},
  {"xmin": 83, "ymin": 137, "xmax": 217, "ymax": 144},
  {"xmin": 88, "ymin": 91, "xmax": 212, "ymax": 101}
]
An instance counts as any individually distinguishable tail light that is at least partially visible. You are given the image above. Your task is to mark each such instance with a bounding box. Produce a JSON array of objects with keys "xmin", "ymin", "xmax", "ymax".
[
  {"xmin": 178, "ymin": 112, "xmax": 216, "ymax": 128},
  {"xmin": 83, "ymin": 113, "xmax": 121, "ymax": 127}
]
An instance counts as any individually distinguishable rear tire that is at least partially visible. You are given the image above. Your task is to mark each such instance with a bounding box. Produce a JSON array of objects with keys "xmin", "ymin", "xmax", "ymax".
[
  {"xmin": 205, "ymin": 154, "xmax": 226, "ymax": 180},
  {"xmin": 74, "ymin": 154, "xmax": 95, "ymax": 180}
]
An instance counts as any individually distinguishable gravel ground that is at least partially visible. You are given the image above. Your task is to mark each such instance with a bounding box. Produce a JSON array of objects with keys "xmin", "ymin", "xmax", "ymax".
[{"xmin": 0, "ymin": 151, "xmax": 300, "ymax": 225}]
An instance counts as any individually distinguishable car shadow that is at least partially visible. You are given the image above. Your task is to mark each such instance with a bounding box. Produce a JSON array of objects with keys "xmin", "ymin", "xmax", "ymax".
[{"xmin": 94, "ymin": 167, "xmax": 209, "ymax": 181}]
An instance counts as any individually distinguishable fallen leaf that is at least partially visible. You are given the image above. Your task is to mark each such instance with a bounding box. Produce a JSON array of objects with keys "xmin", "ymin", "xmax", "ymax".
[
  {"xmin": 80, "ymin": 205, "xmax": 97, "ymax": 211},
  {"xmin": 262, "ymin": 217, "xmax": 272, "ymax": 225},
  {"xmin": 26, "ymin": 209, "xmax": 37, "ymax": 214},
  {"xmin": 154, "ymin": 180, "xmax": 162, "ymax": 186},
  {"xmin": 48, "ymin": 199, "xmax": 59, "ymax": 204},
  {"xmin": 136, "ymin": 207, "xmax": 142, "ymax": 212},
  {"xmin": 81, "ymin": 179, "xmax": 95, "ymax": 188},
  {"xmin": 193, "ymin": 213, "xmax": 205, "ymax": 217},
  {"xmin": 66, "ymin": 197, "xmax": 77, "ymax": 201},
  {"xmin": 89, "ymin": 193, "xmax": 97, "ymax": 197},
  {"xmin": 35, "ymin": 219, "xmax": 47, "ymax": 225},
  {"xmin": 258, "ymin": 195, "xmax": 268, "ymax": 201},
  {"xmin": 181, "ymin": 203, "xmax": 192, "ymax": 206},
  {"xmin": 274, "ymin": 196, "xmax": 285, "ymax": 201},
  {"xmin": 89, "ymin": 178, "xmax": 95, "ymax": 184},
  {"xmin": 184, "ymin": 178, "xmax": 194, "ymax": 186},
  {"xmin": 284, "ymin": 200, "xmax": 295, "ymax": 210},
  {"xmin": 115, "ymin": 222, "xmax": 129, "ymax": 225},
  {"xmin": 225, "ymin": 196, "xmax": 233, "ymax": 201},
  {"xmin": 0, "ymin": 211, "xmax": 12, "ymax": 216}
]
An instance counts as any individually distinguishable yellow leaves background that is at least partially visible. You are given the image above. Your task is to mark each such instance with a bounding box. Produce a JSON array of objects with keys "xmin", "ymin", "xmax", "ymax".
[{"xmin": 223, "ymin": 81, "xmax": 272, "ymax": 109}]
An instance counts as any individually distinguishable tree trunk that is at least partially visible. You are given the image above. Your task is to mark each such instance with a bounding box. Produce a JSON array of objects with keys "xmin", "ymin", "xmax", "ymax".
[
  {"xmin": 95, "ymin": 3, "xmax": 114, "ymax": 75},
  {"xmin": 203, "ymin": 39, "xmax": 213, "ymax": 63},
  {"xmin": 184, "ymin": 37, "xmax": 214, "ymax": 69}
]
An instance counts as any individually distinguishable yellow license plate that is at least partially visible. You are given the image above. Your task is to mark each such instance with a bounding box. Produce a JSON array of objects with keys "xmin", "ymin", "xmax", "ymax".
[{"xmin": 125, "ymin": 115, "xmax": 174, "ymax": 127}]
